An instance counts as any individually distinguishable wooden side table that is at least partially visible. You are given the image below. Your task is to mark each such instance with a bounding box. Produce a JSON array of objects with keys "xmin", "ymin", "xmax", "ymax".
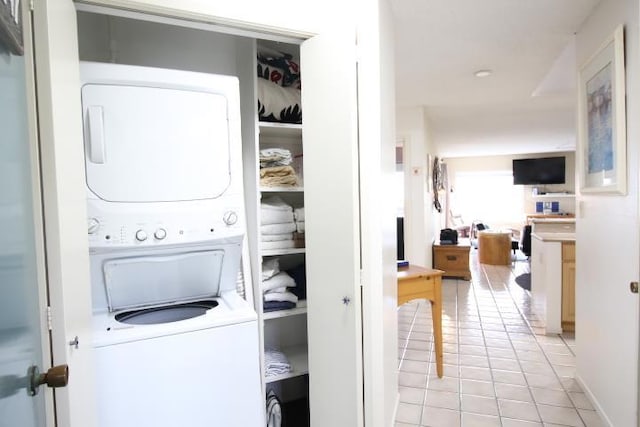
[
  {"xmin": 432, "ymin": 239, "xmax": 471, "ymax": 280},
  {"xmin": 478, "ymin": 231, "xmax": 511, "ymax": 265},
  {"xmin": 397, "ymin": 265, "xmax": 444, "ymax": 378}
]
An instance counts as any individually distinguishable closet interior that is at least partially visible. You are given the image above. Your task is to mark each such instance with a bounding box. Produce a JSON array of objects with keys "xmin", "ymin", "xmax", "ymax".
[{"xmin": 76, "ymin": 9, "xmax": 310, "ymax": 425}]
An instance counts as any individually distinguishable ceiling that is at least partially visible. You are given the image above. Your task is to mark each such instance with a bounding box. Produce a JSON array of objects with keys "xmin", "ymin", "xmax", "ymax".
[{"xmin": 390, "ymin": 0, "xmax": 601, "ymax": 158}]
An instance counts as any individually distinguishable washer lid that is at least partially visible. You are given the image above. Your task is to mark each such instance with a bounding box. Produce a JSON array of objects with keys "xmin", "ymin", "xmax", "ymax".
[
  {"xmin": 103, "ymin": 250, "xmax": 224, "ymax": 312},
  {"xmin": 82, "ymin": 83, "xmax": 231, "ymax": 203}
]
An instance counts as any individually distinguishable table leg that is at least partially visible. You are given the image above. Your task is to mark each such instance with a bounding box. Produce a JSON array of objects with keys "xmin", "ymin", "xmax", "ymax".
[{"xmin": 431, "ymin": 282, "xmax": 443, "ymax": 378}]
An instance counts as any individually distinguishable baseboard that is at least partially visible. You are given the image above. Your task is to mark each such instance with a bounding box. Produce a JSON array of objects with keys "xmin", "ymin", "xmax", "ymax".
[{"xmin": 575, "ymin": 374, "xmax": 614, "ymax": 427}]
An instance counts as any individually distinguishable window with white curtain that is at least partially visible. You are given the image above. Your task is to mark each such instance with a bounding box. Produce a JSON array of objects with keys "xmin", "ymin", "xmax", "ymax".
[{"xmin": 451, "ymin": 170, "xmax": 524, "ymax": 228}]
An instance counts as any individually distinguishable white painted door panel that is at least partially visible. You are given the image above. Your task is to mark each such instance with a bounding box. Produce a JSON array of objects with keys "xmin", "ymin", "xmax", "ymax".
[{"xmin": 301, "ymin": 32, "xmax": 364, "ymax": 427}]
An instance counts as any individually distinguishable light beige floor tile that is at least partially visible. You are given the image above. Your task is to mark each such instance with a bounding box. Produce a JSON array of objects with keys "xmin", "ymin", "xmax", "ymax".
[
  {"xmin": 461, "ymin": 394, "xmax": 499, "ymax": 416},
  {"xmin": 459, "ymin": 344, "xmax": 487, "ymax": 356},
  {"xmin": 492, "ymin": 369, "xmax": 527, "ymax": 386},
  {"xmin": 485, "ymin": 338, "xmax": 512, "ymax": 348},
  {"xmin": 568, "ymin": 392, "xmax": 594, "ymax": 410},
  {"xmin": 399, "ymin": 386, "xmax": 426, "ymax": 405},
  {"xmin": 404, "ymin": 349, "xmax": 431, "ymax": 362},
  {"xmin": 487, "ymin": 347, "xmax": 517, "ymax": 359},
  {"xmin": 400, "ymin": 360, "xmax": 429, "ymax": 374},
  {"xmin": 530, "ymin": 388, "xmax": 573, "ymax": 408},
  {"xmin": 552, "ymin": 365, "xmax": 576, "ymax": 378},
  {"xmin": 427, "ymin": 376, "xmax": 460, "ymax": 393},
  {"xmin": 459, "ymin": 354, "xmax": 490, "ymax": 368},
  {"xmin": 459, "ymin": 335, "xmax": 485, "ymax": 346},
  {"xmin": 498, "ymin": 399, "xmax": 541, "ymax": 422},
  {"xmin": 520, "ymin": 360, "xmax": 555, "ymax": 376},
  {"xmin": 399, "ymin": 372, "xmax": 428, "ymax": 388},
  {"xmin": 460, "ymin": 366, "xmax": 492, "ymax": 381},
  {"xmin": 536, "ymin": 404, "xmax": 583, "ymax": 426},
  {"xmin": 546, "ymin": 353, "xmax": 575, "ymax": 366},
  {"xmin": 524, "ymin": 373, "xmax": 563, "ymax": 390},
  {"xmin": 395, "ymin": 422, "xmax": 418, "ymax": 427},
  {"xmin": 429, "ymin": 363, "xmax": 459, "ymax": 378},
  {"xmin": 577, "ymin": 409, "xmax": 604, "ymax": 427},
  {"xmin": 500, "ymin": 418, "xmax": 542, "ymax": 426},
  {"xmin": 410, "ymin": 331, "xmax": 433, "ymax": 342},
  {"xmin": 560, "ymin": 377, "xmax": 583, "ymax": 392},
  {"xmin": 490, "ymin": 357, "xmax": 521, "ymax": 372},
  {"xmin": 515, "ymin": 349, "xmax": 547, "ymax": 362},
  {"xmin": 494, "ymin": 383, "xmax": 533, "ymax": 402},
  {"xmin": 424, "ymin": 390, "xmax": 460, "ymax": 410},
  {"xmin": 395, "ymin": 402, "xmax": 422, "ymax": 425},
  {"xmin": 461, "ymin": 379, "xmax": 495, "ymax": 397},
  {"xmin": 421, "ymin": 405, "xmax": 461, "ymax": 427},
  {"xmin": 406, "ymin": 339, "xmax": 432, "ymax": 351},
  {"xmin": 461, "ymin": 412, "xmax": 501, "ymax": 427}
]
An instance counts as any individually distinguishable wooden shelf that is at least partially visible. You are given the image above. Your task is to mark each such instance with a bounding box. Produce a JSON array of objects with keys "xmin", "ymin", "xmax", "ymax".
[
  {"xmin": 265, "ymin": 345, "xmax": 309, "ymax": 383},
  {"xmin": 263, "ymin": 300, "xmax": 307, "ymax": 320},
  {"xmin": 262, "ymin": 248, "xmax": 305, "ymax": 257}
]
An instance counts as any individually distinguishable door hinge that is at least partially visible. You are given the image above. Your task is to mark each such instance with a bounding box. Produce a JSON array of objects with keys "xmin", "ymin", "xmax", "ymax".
[
  {"xmin": 359, "ymin": 269, "xmax": 364, "ymax": 288},
  {"xmin": 29, "ymin": 0, "xmax": 34, "ymax": 11},
  {"xmin": 46, "ymin": 306, "xmax": 52, "ymax": 331}
]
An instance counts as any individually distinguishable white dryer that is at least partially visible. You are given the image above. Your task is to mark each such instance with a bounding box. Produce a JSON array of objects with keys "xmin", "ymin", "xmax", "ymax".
[{"xmin": 80, "ymin": 62, "xmax": 263, "ymax": 427}]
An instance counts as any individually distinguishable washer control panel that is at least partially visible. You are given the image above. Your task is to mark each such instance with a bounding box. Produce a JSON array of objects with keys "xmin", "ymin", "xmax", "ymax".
[{"xmin": 86, "ymin": 203, "xmax": 243, "ymax": 248}]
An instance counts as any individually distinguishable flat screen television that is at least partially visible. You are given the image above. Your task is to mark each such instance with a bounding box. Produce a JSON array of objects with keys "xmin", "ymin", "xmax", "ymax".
[{"xmin": 512, "ymin": 156, "xmax": 565, "ymax": 185}]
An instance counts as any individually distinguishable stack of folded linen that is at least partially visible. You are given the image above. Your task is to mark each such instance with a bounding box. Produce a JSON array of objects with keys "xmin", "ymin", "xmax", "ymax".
[
  {"xmin": 260, "ymin": 148, "xmax": 298, "ymax": 187},
  {"xmin": 264, "ymin": 349, "xmax": 291, "ymax": 377},
  {"xmin": 262, "ymin": 258, "xmax": 298, "ymax": 312},
  {"xmin": 294, "ymin": 207, "xmax": 305, "ymax": 233},
  {"xmin": 261, "ymin": 196, "xmax": 296, "ymax": 251}
]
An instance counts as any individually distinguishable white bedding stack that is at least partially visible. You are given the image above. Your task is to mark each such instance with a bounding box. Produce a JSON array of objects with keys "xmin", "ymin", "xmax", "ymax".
[{"xmin": 261, "ymin": 196, "xmax": 296, "ymax": 250}]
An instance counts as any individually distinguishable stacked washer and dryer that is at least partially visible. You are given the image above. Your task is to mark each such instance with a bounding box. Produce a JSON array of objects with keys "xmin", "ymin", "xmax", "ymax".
[{"xmin": 80, "ymin": 62, "xmax": 263, "ymax": 426}]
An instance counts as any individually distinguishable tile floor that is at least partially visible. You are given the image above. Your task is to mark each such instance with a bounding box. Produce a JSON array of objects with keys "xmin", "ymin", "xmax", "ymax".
[{"xmin": 396, "ymin": 252, "xmax": 604, "ymax": 427}]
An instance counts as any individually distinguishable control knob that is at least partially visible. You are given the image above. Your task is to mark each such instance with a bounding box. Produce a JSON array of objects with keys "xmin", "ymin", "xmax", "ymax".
[
  {"xmin": 223, "ymin": 211, "xmax": 238, "ymax": 226},
  {"xmin": 154, "ymin": 228, "xmax": 167, "ymax": 240},
  {"xmin": 135, "ymin": 230, "xmax": 148, "ymax": 242},
  {"xmin": 87, "ymin": 218, "xmax": 100, "ymax": 235}
]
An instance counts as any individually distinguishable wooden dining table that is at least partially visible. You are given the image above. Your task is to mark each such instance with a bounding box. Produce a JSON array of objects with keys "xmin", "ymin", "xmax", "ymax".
[{"xmin": 397, "ymin": 265, "xmax": 445, "ymax": 378}]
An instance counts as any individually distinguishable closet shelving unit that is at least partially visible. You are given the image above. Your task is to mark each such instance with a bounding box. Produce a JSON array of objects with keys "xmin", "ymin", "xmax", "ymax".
[{"xmin": 256, "ymin": 42, "xmax": 310, "ymax": 423}]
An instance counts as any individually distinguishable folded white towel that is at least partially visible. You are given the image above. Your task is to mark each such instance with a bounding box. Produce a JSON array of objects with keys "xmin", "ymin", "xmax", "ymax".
[
  {"xmin": 262, "ymin": 233, "xmax": 294, "ymax": 242},
  {"xmin": 296, "ymin": 221, "xmax": 305, "ymax": 233},
  {"xmin": 294, "ymin": 207, "xmax": 305, "ymax": 222},
  {"xmin": 261, "ymin": 208, "xmax": 294, "ymax": 225},
  {"xmin": 262, "ymin": 240, "xmax": 296, "ymax": 251},
  {"xmin": 264, "ymin": 349, "xmax": 291, "ymax": 377},
  {"xmin": 262, "ymin": 272, "xmax": 296, "ymax": 293},
  {"xmin": 261, "ymin": 222, "xmax": 296, "ymax": 235},
  {"xmin": 260, "ymin": 148, "xmax": 292, "ymax": 167},
  {"xmin": 264, "ymin": 290, "xmax": 299, "ymax": 304},
  {"xmin": 261, "ymin": 196, "xmax": 294, "ymax": 211},
  {"xmin": 264, "ymin": 286, "xmax": 287, "ymax": 294},
  {"xmin": 262, "ymin": 258, "xmax": 280, "ymax": 281}
]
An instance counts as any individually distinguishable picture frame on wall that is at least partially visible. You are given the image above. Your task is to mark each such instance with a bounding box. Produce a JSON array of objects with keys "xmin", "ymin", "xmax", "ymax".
[
  {"xmin": 578, "ymin": 24, "xmax": 626, "ymax": 195},
  {"xmin": 0, "ymin": 0, "xmax": 23, "ymax": 56}
]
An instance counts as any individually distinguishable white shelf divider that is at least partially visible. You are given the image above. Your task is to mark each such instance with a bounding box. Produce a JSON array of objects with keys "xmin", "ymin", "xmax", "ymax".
[
  {"xmin": 260, "ymin": 186, "xmax": 304, "ymax": 193},
  {"xmin": 261, "ymin": 248, "xmax": 305, "ymax": 257}
]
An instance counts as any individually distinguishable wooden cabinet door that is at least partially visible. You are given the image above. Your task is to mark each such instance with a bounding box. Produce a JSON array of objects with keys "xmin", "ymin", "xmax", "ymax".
[{"xmin": 562, "ymin": 261, "xmax": 576, "ymax": 325}]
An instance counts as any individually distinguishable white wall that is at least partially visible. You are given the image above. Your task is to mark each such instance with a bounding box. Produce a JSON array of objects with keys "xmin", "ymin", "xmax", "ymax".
[
  {"xmin": 396, "ymin": 106, "xmax": 438, "ymax": 267},
  {"xmin": 575, "ymin": 0, "xmax": 639, "ymax": 425},
  {"xmin": 445, "ymin": 152, "xmax": 576, "ymax": 229}
]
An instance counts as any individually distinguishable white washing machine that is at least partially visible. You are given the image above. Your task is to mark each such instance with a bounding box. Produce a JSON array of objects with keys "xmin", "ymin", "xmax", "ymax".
[{"xmin": 80, "ymin": 62, "xmax": 263, "ymax": 426}]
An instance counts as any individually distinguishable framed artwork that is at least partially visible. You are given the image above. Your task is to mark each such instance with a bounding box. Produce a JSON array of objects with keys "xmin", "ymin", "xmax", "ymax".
[
  {"xmin": 578, "ymin": 24, "xmax": 626, "ymax": 194},
  {"xmin": 0, "ymin": 0, "xmax": 22, "ymax": 55}
]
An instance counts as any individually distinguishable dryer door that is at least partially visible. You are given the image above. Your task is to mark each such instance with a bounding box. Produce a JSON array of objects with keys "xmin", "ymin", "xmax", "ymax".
[{"xmin": 81, "ymin": 83, "xmax": 231, "ymax": 202}]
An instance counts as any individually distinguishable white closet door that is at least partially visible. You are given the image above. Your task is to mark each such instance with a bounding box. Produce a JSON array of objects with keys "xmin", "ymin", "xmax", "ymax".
[{"xmin": 301, "ymin": 32, "xmax": 364, "ymax": 427}]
